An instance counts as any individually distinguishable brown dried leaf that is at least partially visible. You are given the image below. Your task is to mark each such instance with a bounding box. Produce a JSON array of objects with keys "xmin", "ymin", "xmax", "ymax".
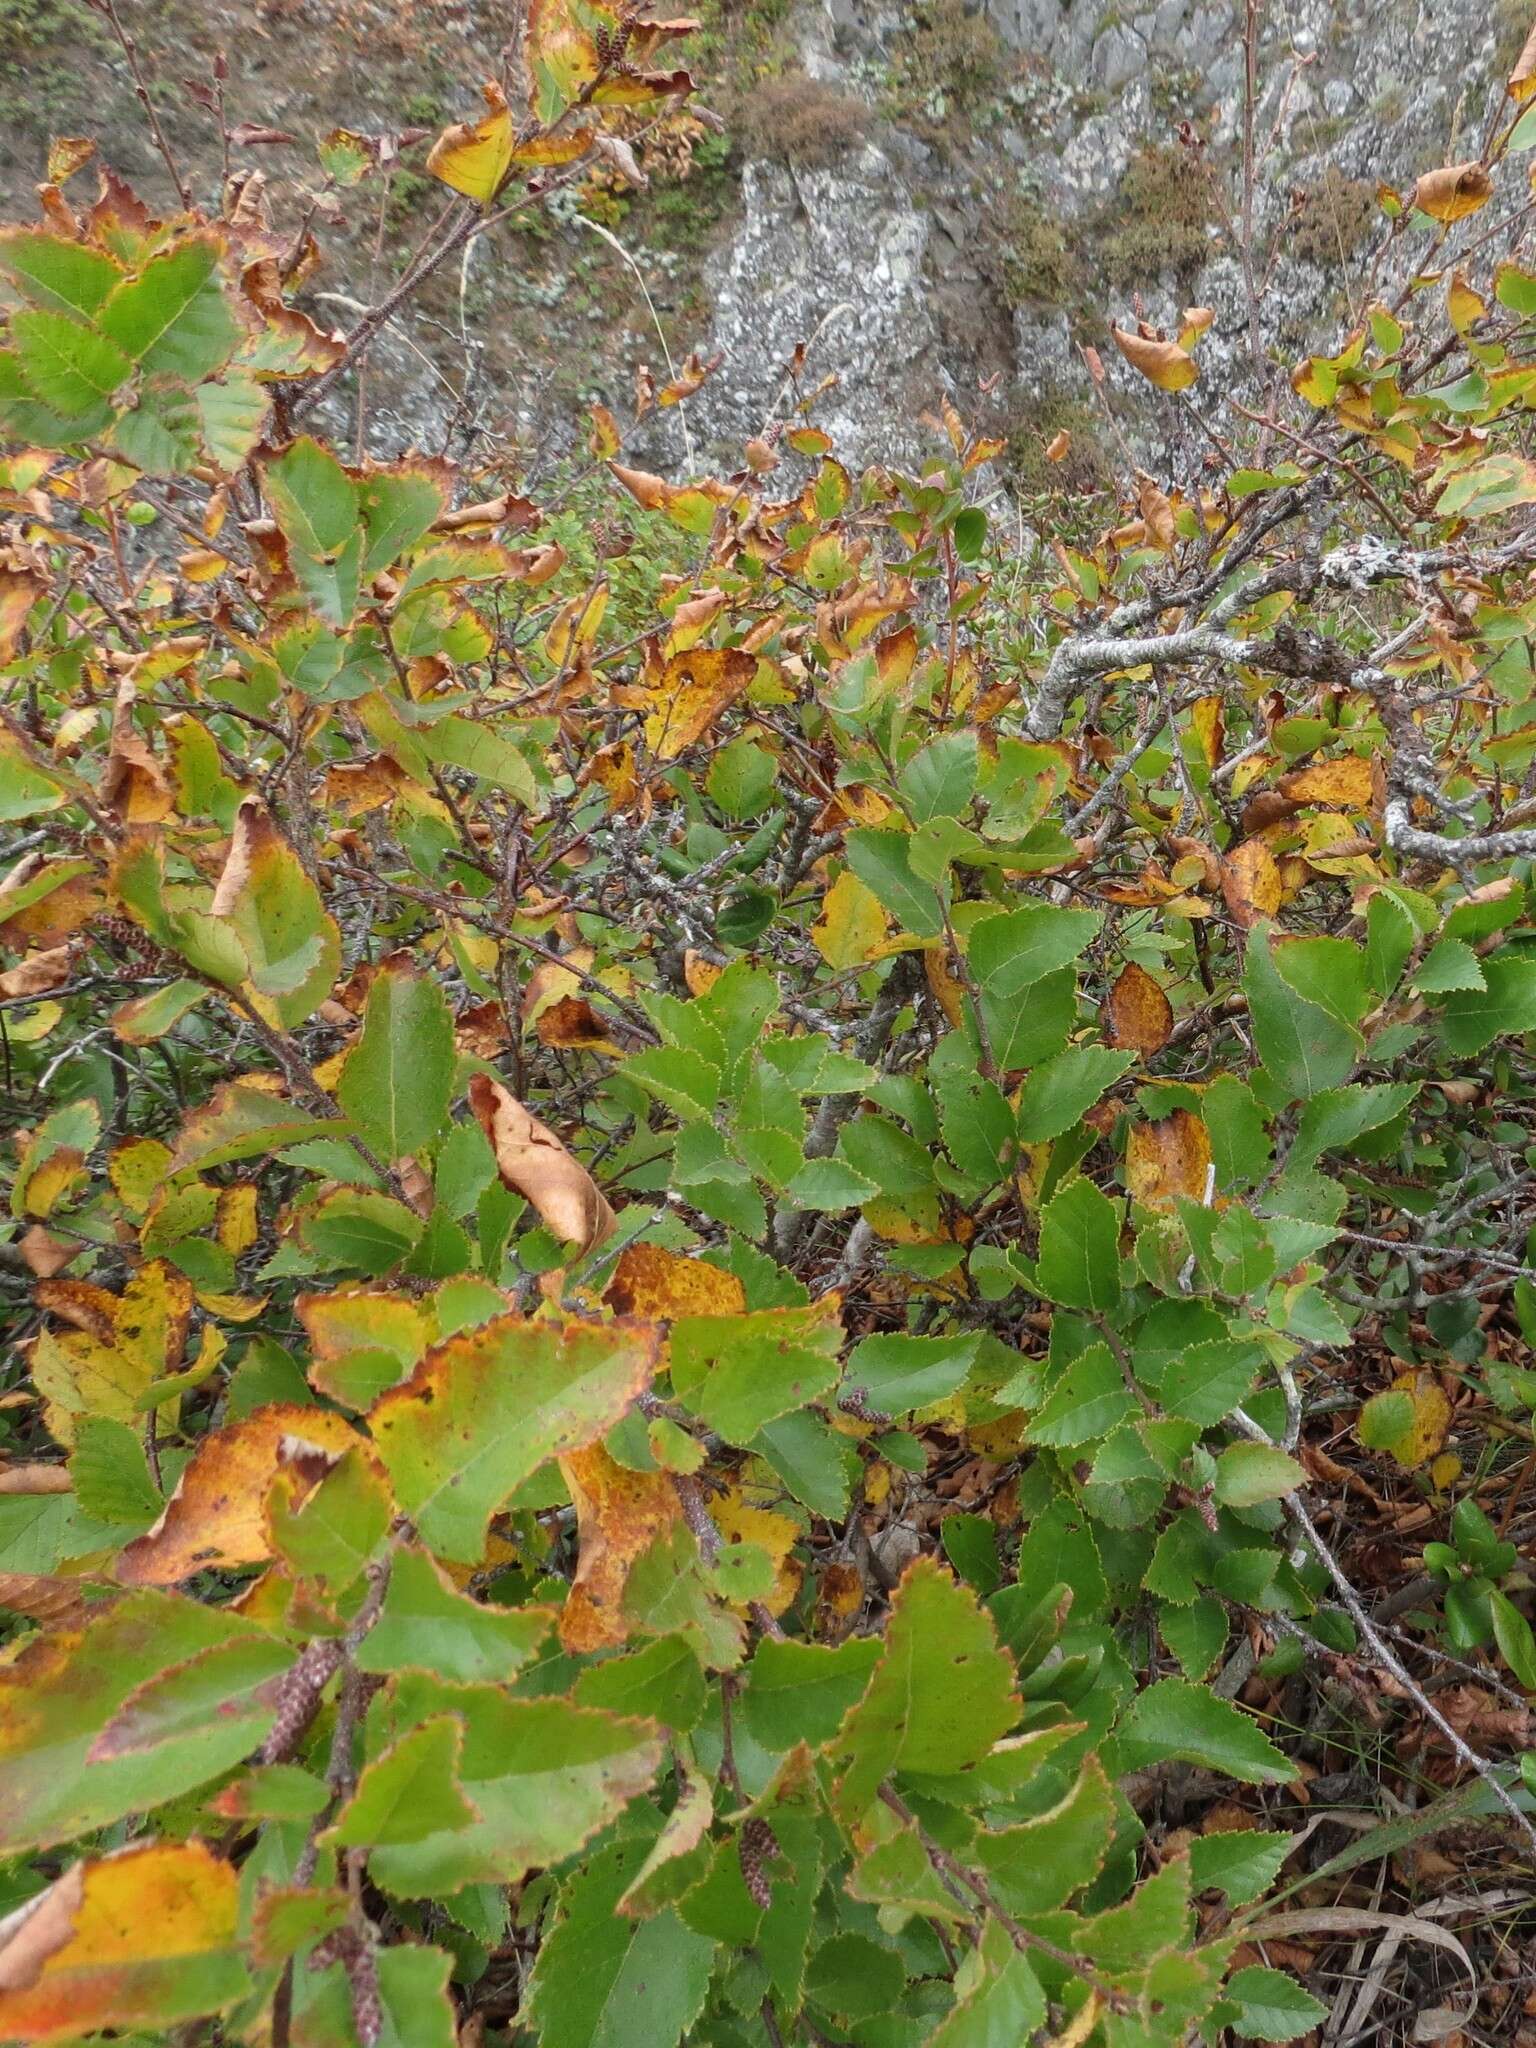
[
  {"xmin": 468, "ymin": 1072, "xmax": 616, "ymax": 1255},
  {"xmin": 0, "ymin": 947, "xmax": 71, "ymax": 999}
]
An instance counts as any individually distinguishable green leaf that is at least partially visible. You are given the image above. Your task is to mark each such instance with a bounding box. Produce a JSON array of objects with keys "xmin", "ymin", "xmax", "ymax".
[
  {"xmin": 10, "ymin": 309, "xmax": 131, "ymax": 418},
  {"xmin": 1212, "ymin": 1442, "xmax": 1304, "ymax": 1508},
  {"xmin": 743, "ymin": 1637, "xmax": 883, "ymax": 1750},
  {"xmin": 806, "ymin": 1932, "xmax": 906, "ymax": 2019},
  {"xmin": 784, "ymin": 1157, "xmax": 878, "ymax": 1211},
  {"xmin": 1026, "ymin": 1343, "xmax": 1133, "ymax": 1447},
  {"xmin": 1490, "ymin": 1589, "xmax": 1536, "ymax": 1690},
  {"xmin": 167, "ymin": 1083, "xmax": 343, "ymax": 1175},
  {"xmin": 1016, "ymin": 1045, "xmax": 1134, "ymax": 1143},
  {"xmin": 1292, "ymin": 1082, "xmax": 1416, "ymax": 1164},
  {"xmin": 925, "ymin": 1918, "xmax": 1045, "ymax": 2047},
  {"xmin": 1224, "ymin": 1965, "xmax": 1329, "ymax": 2041},
  {"xmin": 969, "ymin": 902, "xmax": 1099, "ymax": 1002},
  {"xmin": 573, "ymin": 1635, "xmax": 708, "ymax": 1731},
  {"xmin": 1110, "ymin": 1677, "xmax": 1296, "ymax": 1784},
  {"xmin": 329, "ymin": 1716, "xmax": 478, "ymax": 1847},
  {"xmin": 829, "ymin": 1556, "xmax": 1019, "ymax": 1821},
  {"xmin": 1244, "ymin": 925, "xmax": 1358, "ymax": 1100},
  {"xmin": 68, "ymin": 1416, "xmax": 161, "ymax": 1533},
  {"xmin": 669, "ymin": 1306, "xmax": 842, "ymax": 1445},
  {"xmin": 370, "ymin": 1314, "xmax": 659, "ymax": 1562},
  {"xmin": 0, "ymin": 1592, "xmax": 274, "ymax": 1852},
  {"xmin": 899, "ymin": 731, "xmax": 978, "ymax": 822},
  {"xmin": 0, "ymin": 230, "xmax": 121, "ymax": 318},
  {"xmin": 1036, "ymin": 1176, "xmax": 1121, "ymax": 1311},
  {"xmin": 301, "ymin": 1188, "xmax": 423, "ymax": 1275},
  {"xmin": 1159, "ymin": 1337, "xmax": 1263, "ymax": 1426},
  {"xmin": 368, "ymin": 1675, "xmax": 663, "ymax": 1896},
  {"xmin": 196, "ymin": 371, "xmax": 270, "ymax": 473},
  {"xmin": 525, "ymin": 1833, "xmax": 715, "ymax": 2048},
  {"xmin": 213, "ymin": 801, "xmax": 341, "ymax": 1027},
  {"xmin": 1188, "ymin": 1829, "xmax": 1294, "ymax": 1905},
  {"xmin": 842, "ymin": 1331, "xmax": 981, "ymax": 1415},
  {"xmin": 358, "ymin": 1546, "xmax": 548, "ymax": 1683},
  {"xmin": 339, "ymin": 965, "xmax": 456, "ymax": 1161},
  {"xmin": 98, "ymin": 236, "xmax": 239, "ymax": 379},
  {"xmin": 845, "ymin": 827, "xmax": 945, "ymax": 937},
  {"xmin": 974, "ymin": 1758, "xmax": 1115, "ymax": 1912}
]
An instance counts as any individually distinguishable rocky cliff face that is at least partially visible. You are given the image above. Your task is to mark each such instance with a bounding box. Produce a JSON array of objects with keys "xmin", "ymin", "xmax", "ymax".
[
  {"xmin": 689, "ymin": 0, "xmax": 1520, "ymax": 476},
  {"xmin": 0, "ymin": 0, "xmax": 1518, "ymax": 483}
]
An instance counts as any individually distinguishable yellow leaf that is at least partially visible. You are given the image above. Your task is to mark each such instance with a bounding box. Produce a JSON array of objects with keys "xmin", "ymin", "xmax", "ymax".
[
  {"xmin": 1126, "ymin": 1109, "xmax": 1212, "ymax": 1208},
  {"xmin": 1385, "ymin": 1369, "xmax": 1452, "ymax": 1470},
  {"xmin": 637, "ymin": 648, "xmax": 756, "ymax": 760},
  {"xmin": 1512, "ymin": 16, "xmax": 1536, "ymax": 100},
  {"xmin": 710, "ymin": 1487, "xmax": 801, "ymax": 1617},
  {"xmin": 425, "ymin": 81, "xmax": 517, "ymax": 203},
  {"xmin": 0, "ymin": 1841, "xmax": 243, "ymax": 2042},
  {"xmin": 1410, "ymin": 161, "xmax": 1493, "ymax": 223},
  {"xmin": 1219, "ymin": 837, "xmax": 1282, "ymax": 929},
  {"xmin": 1111, "ymin": 325, "xmax": 1198, "ymax": 392},
  {"xmin": 812, "ymin": 869, "xmax": 891, "ymax": 969},
  {"xmin": 1277, "ymin": 756, "xmax": 1376, "ymax": 807},
  {"xmin": 604, "ymin": 1242, "xmax": 746, "ymax": 1319}
]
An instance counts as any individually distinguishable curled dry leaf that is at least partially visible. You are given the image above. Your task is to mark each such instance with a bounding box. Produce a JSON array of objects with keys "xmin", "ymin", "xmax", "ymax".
[
  {"xmin": 1102, "ymin": 960, "xmax": 1174, "ymax": 1054},
  {"xmin": 0, "ymin": 1863, "xmax": 85, "ymax": 1994},
  {"xmin": 115, "ymin": 1402, "xmax": 364, "ymax": 1585},
  {"xmin": 1220, "ymin": 836, "xmax": 1283, "ymax": 928},
  {"xmin": 1111, "ymin": 325, "xmax": 1198, "ymax": 393},
  {"xmin": 1411, "ymin": 162, "xmax": 1493, "ymax": 223},
  {"xmin": 468, "ymin": 1071, "xmax": 616, "ymax": 1255},
  {"xmin": 0, "ymin": 946, "xmax": 71, "ymax": 999},
  {"xmin": 559, "ymin": 1441, "xmax": 682, "ymax": 1653},
  {"xmin": 0, "ymin": 1465, "xmax": 71, "ymax": 1496}
]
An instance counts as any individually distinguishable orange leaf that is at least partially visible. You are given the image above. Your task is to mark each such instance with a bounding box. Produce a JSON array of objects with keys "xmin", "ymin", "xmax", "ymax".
[
  {"xmin": 468, "ymin": 1072, "xmax": 616, "ymax": 1255},
  {"xmin": 1102, "ymin": 961, "xmax": 1173, "ymax": 1054},
  {"xmin": 1220, "ymin": 837, "xmax": 1283, "ymax": 929},
  {"xmin": 559, "ymin": 1442, "xmax": 681, "ymax": 1652},
  {"xmin": 1126, "ymin": 1109, "xmax": 1212, "ymax": 1208},
  {"xmin": 115, "ymin": 1403, "xmax": 363, "ymax": 1585},
  {"xmin": 604, "ymin": 1242, "xmax": 746, "ymax": 1319},
  {"xmin": 0, "ymin": 1841, "xmax": 244, "ymax": 2041}
]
